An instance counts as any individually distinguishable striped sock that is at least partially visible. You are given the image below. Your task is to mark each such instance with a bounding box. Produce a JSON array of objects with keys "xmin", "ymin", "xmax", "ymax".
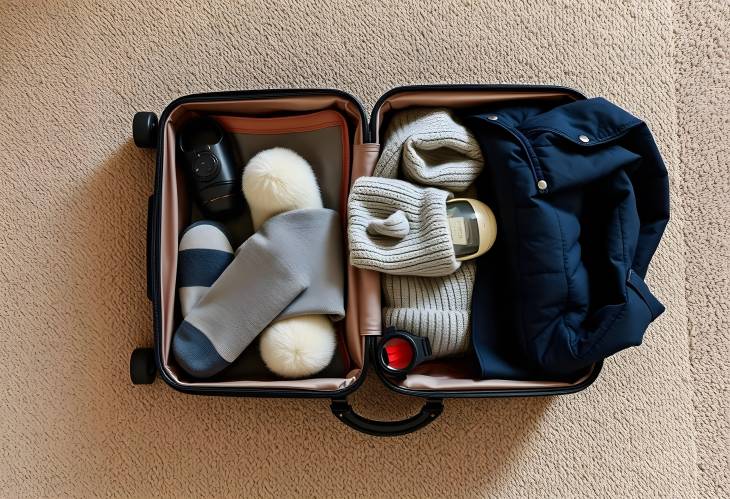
[{"xmin": 176, "ymin": 221, "xmax": 235, "ymax": 317}]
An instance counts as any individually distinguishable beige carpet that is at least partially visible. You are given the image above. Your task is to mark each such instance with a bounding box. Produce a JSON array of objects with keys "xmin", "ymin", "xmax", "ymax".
[{"xmin": 0, "ymin": 0, "xmax": 727, "ymax": 497}]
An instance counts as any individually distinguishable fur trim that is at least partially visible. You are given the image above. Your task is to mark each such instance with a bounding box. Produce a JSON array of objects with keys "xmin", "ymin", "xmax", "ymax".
[
  {"xmin": 259, "ymin": 315, "xmax": 336, "ymax": 378},
  {"xmin": 242, "ymin": 147, "xmax": 323, "ymax": 230}
]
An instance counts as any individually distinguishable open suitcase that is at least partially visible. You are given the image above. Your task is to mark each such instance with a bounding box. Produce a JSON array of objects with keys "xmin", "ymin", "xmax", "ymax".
[{"xmin": 130, "ymin": 85, "xmax": 669, "ymax": 436}]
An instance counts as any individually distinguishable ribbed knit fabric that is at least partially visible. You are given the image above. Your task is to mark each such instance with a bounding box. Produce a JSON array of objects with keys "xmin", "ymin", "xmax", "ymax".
[
  {"xmin": 351, "ymin": 108, "xmax": 484, "ymax": 355},
  {"xmin": 348, "ymin": 176, "xmax": 460, "ymax": 277},
  {"xmin": 374, "ymin": 108, "xmax": 484, "ymax": 192},
  {"xmin": 382, "ymin": 261, "xmax": 476, "ymax": 358},
  {"xmin": 366, "ymin": 210, "xmax": 410, "ymax": 239}
]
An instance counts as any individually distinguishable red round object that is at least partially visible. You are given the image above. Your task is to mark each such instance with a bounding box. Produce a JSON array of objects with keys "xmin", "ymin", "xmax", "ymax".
[{"xmin": 383, "ymin": 337, "xmax": 414, "ymax": 370}]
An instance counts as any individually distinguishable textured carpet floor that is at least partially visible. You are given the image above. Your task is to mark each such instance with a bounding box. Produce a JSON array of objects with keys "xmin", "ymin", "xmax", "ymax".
[{"xmin": 0, "ymin": 1, "xmax": 727, "ymax": 497}]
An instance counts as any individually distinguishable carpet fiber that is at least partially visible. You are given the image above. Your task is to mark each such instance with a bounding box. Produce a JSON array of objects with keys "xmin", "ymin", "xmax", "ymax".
[{"xmin": 0, "ymin": 1, "xmax": 727, "ymax": 497}]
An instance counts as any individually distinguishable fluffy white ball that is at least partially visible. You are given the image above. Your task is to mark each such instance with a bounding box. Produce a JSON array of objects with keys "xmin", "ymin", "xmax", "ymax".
[
  {"xmin": 259, "ymin": 315, "xmax": 336, "ymax": 378},
  {"xmin": 242, "ymin": 147, "xmax": 323, "ymax": 230}
]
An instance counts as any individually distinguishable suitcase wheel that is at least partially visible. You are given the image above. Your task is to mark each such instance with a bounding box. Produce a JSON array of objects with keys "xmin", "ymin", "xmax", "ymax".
[
  {"xmin": 132, "ymin": 112, "xmax": 159, "ymax": 149},
  {"xmin": 130, "ymin": 347, "xmax": 156, "ymax": 384}
]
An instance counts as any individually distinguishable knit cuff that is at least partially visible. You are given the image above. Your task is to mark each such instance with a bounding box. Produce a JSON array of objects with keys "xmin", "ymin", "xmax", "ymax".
[
  {"xmin": 373, "ymin": 108, "xmax": 484, "ymax": 192},
  {"xmin": 348, "ymin": 177, "xmax": 460, "ymax": 277},
  {"xmin": 381, "ymin": 262, "xmax": 477, "ymax": 358}
]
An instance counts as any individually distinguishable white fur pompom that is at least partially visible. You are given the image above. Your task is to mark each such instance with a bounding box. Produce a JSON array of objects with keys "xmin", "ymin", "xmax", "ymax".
[
  {"xmin": 259, "ymin": 315, "xmax": 336, "ymax": 378},
  {"xmin": 242, "ymin": 147, "xmax": 323, "ymax": 230}
]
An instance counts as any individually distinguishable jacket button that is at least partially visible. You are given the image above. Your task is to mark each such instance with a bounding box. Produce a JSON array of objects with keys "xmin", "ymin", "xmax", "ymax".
[
  {"xmin": 487, "ymin": 114, "xmax": 499, "ymax": 121},
  {"xmin": 579, "ymin": 134, "xmax": 590, "ymax": 143},
  {"xmin": 537, "ymin": 180, "xmax": 548, "ymax": 190}
]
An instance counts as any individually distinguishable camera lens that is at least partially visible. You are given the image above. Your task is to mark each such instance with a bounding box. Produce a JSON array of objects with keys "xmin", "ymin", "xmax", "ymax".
[{"xmin": 193, "ymin": 152, "xmax": 219, "ymax": 180}]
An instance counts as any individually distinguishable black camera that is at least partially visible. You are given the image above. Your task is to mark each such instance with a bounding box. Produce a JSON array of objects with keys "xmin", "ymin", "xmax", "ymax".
[{"xmin": 178, "ymin": 116, "xmax": 242, "ymax": 217}]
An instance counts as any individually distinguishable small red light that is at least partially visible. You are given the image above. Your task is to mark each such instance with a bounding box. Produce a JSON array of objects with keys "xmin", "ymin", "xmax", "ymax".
[{"xmin": 384, "ymin": 338, "xmax": 414, "ymax": 370}]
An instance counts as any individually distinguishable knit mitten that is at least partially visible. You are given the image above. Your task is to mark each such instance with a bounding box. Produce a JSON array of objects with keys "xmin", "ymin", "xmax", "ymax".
[
  {"xmin": 374, "ymin": 108, "xmax": 484, "ymax": 192},
  {"xmin": 176, "ymin": 222, "xmax": 234, "ymax": 316},
  {"xmin": 382, "ymin": 261, "xmax": 476, "ymax": 358},
  {"xmin": 348, "ymin": 176, "xmax": 459, "ymax": 277}
]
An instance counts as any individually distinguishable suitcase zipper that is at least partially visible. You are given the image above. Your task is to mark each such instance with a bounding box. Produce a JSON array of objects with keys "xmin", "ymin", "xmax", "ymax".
[
  {"xmin": 163, "ymin": 88, "xmax": 369, "ymax": 143},
  {"xmin": 369, "ymin": 83, "xmax": 587, "ymax": 144}
]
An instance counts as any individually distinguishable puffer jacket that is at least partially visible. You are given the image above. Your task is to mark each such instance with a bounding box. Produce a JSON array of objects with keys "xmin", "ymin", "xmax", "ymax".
[{"xmin": 467, "ymin": 97, "xmax": 669, "ymax": 378}]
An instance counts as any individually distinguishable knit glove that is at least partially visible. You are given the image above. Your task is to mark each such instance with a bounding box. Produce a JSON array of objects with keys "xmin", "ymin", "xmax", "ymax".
[
  {"xmin": 374, "ymin": 108, "xmax": 484, "ymax": 192},
  {"xmin": 348, "ymin": 176, "xmax": 460, "ymax": 277}
]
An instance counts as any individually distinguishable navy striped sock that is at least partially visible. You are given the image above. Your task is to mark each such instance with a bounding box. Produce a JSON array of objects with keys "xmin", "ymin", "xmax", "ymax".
[
  {"xmin": 174, "ymin": 221, "xmax": 235, "ymax": 377},
  {"xmin": 176, "ymin": 221, "xmax": 234, "ymax": 317}
]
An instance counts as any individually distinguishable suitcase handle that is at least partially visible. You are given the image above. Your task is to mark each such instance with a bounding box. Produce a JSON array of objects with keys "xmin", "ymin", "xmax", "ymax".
[{"xmin": 330, "ymin": 397, "xmax": 443, "ymax": 437}]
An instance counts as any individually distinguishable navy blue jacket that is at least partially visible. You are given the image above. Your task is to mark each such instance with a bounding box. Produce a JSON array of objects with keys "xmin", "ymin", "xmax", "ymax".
[{"xmin": 467, "ymin": 97, "xmax": 669, "ymax": 378}]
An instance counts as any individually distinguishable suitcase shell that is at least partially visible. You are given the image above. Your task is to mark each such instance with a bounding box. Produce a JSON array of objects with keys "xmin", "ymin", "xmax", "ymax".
[{"xmin": 132, "ymin": 85, "xmax": 602, "ymax": 436}]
